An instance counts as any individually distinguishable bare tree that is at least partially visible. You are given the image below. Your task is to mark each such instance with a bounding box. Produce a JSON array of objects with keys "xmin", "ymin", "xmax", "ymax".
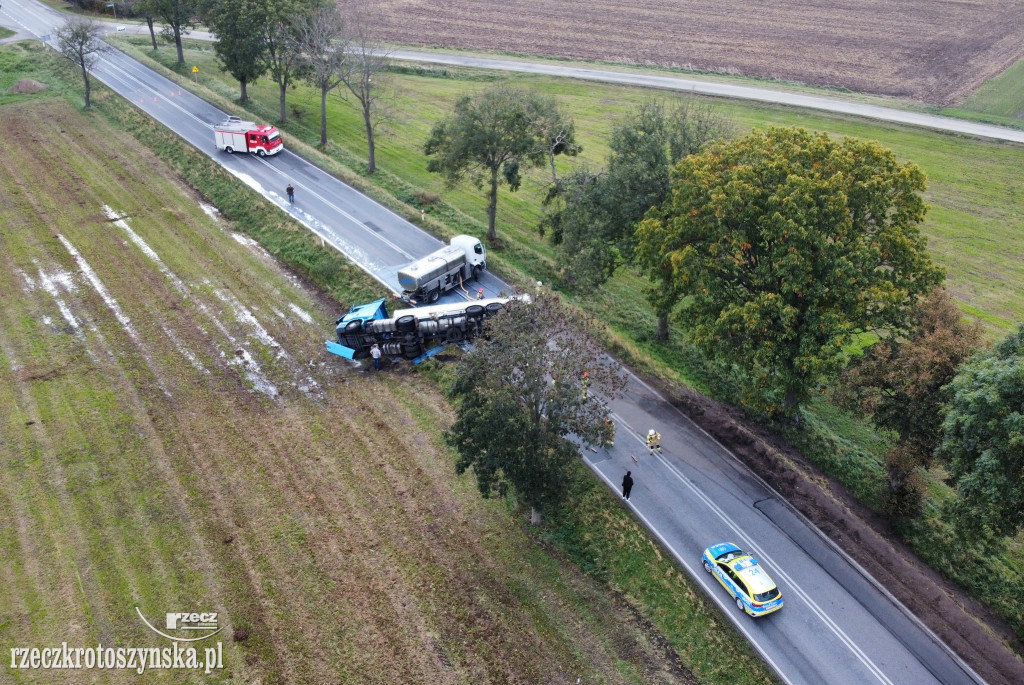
[
  {"xmin": 338, "ymin": 2, "xmax": 391, "ymax": 173},
  {"xmin": 56, "ymin": 17, "xmax": 109, "ymax": 109},
  {"xmin": 295, "ymin": 6, "xmax": 349, "ymax": 145},
  {"xmin": 532, "ymin": 95, "xmax": 580, "ymax": 184},
  {"xmin": 122, "ymin": 0, "xmax": 160, "ymax": 50}
]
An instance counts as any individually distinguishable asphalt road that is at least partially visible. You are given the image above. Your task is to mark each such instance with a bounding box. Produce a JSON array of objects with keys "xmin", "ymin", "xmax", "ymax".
[{"xmin": 2, "ymin": 2, "xmax": 992, "ymax": 683}]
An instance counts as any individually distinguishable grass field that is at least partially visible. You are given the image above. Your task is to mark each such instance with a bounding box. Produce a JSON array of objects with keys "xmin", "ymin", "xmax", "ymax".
[
  {"xmin": 106, "ymin": 35, "xmax": 1024, "ymax": 650},
  {"xmin": 0, "ymin": 43, "xmax": 782, "ymax": 684}
]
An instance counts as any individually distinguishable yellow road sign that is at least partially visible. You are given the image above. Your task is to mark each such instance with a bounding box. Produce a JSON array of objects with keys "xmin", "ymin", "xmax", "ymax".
[{"xmin": 192, "ymin": 66, "xmax": 199, "ymax": 73}]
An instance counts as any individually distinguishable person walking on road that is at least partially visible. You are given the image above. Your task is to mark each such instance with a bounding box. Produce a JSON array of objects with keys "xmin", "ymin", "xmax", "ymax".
[
  {"xmin": 621, "ymin": 471, "xmax": 633, "ymax": 500},
  {"xmin": 370, "ymin": 343, "xmax": 382, "ymax": 371},
  {"xmin": 286, "ymin": 183, "xmax": 295, "ymax": 204},
  {"xmin": 647, "ymin": 429, "xmax": 662, "ymax": 455}
]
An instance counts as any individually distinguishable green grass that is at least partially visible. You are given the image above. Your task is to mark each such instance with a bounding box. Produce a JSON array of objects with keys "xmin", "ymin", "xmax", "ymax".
[
  {"xmin": 957, "ymin": 57, "xmax": 1024, "ymax": 120},
  {"xmin": 110, "ymin": 35, "xmax": 1024, "ymax": 645}
]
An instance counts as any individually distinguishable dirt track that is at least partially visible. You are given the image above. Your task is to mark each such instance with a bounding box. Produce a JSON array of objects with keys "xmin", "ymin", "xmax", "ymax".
[{"xmin": 369, "ymin": 0, "xmax": 1024, "ymax": 104}]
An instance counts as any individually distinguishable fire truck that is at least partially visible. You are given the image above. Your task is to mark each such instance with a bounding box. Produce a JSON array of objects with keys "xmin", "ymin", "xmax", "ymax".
[{"xmin": 213, "ymin": 116, "xmax": 283, "ymax": 157}]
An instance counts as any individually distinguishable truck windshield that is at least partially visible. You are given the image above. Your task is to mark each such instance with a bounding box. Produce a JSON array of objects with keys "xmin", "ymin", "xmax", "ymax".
[{"xmin": 267, "ymin": 131, "xmax": 281, "ymax": 142}]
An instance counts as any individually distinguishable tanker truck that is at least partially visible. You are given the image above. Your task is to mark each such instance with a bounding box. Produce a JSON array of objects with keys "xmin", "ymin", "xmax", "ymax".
[
  {"xmin": 397, "ymin": 235, "xmax": 486, "ymax": 304},
  {"xmin": 327, "ymin": 295, "xmax": 523, "ymax": 363}
]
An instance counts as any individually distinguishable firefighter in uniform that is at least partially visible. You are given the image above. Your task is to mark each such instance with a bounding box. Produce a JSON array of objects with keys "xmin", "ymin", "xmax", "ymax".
[{"xmin": 647, "ymin": 429, "xmax": 662, "ymax": 455}]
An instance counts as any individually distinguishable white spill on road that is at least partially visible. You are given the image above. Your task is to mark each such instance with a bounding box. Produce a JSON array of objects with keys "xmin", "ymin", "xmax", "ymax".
[
  {"xmin": 231, "ymin": 232, "xmax": 259, "ymax": 248},
  {"xmin": 288, "ymin": 303, "xmax": 314, "ymax": 324},
  {"xmin": 225, "ymin": 348, "xmax": 279, "ymax": 398},
  {"xmin": 199, "ymin": 202, "xmax": 221, "ymax": 222},
  {"xmin": 213, "ymin": 288, "xmax": 287, "ymax": 359},
  {"xmin": 57, "ymin": 233, "xmax": 170, "ymax": 397},
  {"xmin": 35, "ymin": 261, "xmax": 80, "ymax": 333}
]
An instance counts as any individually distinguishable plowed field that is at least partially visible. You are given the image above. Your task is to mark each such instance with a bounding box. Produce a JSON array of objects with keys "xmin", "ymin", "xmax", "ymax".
[{"xmin": 370, "ymin": 0, "xmax": 1024, "ymax": 104}]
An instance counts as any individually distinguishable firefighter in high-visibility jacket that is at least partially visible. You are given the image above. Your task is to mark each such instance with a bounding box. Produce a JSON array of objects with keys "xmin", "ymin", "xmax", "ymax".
[
  {"xmin": 601, "ymin": 418, "xmax": 615, "ymax": 448},
  {"xmin": 647, "ymin": 429, "xmax": 662, "ymax": 455}
]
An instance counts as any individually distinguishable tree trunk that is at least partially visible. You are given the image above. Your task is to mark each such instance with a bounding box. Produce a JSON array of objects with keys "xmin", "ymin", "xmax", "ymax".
[
  {"xmin": 240, "ymin": 80, "xmax": 248, "ymax": 104},
  {"xmin": 656, "ymin": 314, "xmax": 669, "ymax": 341},
  {"xmin": 174, "ymin": 29, "xmax": 184, "ymax": 65},
  {"xmin": 320, "ymin": 87, "xmax": 328, "ymax": 146},
  {"xmin": 279, "ymin": 81, "xmax": 287, "ymax": 123},
  {"xmin": 146, "ymin": 17, "xmax": 157, "ymax": 50},
  {"xmin": 530, "ymin": 507, "xmax": 542, "ymax": 525},
  {"xmin": 548, "ymin": 152, "xmax": 558, "ymax": 184},
  {"xmin": 487, "ymin": 167, "xmax": 499, "ymax": 242},
  {"xmin": 363, "ymin": 103, "xmax": 376, "ymax": 174},
  {"xmin": 82, "ymin": 65, "xmax": 91, "ymax": 109}
]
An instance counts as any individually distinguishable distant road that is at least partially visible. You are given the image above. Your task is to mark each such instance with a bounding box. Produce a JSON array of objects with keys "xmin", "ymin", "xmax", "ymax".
[{"xmin": 387, "ymin": 49, "xmax": 1024, "ymax": 145}]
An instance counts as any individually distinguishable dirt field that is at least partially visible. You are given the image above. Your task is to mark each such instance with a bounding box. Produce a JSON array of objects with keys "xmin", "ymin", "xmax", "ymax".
[
  {"xmin": 368, "ymin": 0, "xmax": 1024, "ymax": 104},
  {"xmin": 0, "ymin": 100, "xmax": 691, "ymax": 683}
]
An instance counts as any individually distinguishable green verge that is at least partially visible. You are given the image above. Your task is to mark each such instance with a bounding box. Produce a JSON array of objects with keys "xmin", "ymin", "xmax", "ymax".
[
  {"xmin": 2, "ymin": 40, "xmax": 780, "ymax": 684},
  {"xmin": 110, "ymin": 36, "xmax": 1024, "ymax": 646}
]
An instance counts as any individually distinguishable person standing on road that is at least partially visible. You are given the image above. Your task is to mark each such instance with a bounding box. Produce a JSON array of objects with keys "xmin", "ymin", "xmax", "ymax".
[
  {"xmin": 622, "ymin": 471, "xmax": 633, "ymax": 500},
  {"xmin": 647, "ymin": 429, "xmax": 662, "ymax": 455},
  {"xmin": 370, "ymin": 343, "xmax": 382, "ymax": 370},
  {"xmin": 286, "ymin": 183, "xmax": 295, "ymax": 204}
]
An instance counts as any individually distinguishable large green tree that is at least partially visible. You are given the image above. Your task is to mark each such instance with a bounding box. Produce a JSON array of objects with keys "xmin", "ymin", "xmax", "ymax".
[
  {"xmin": 425, "ymin": 86, "xmax": 569, "ymax": 242},
  {"xmin": 937, "ymin": 325, "xmax": 1024, "ymax": 539},
  {"xmin": 838, "ymin": 288, "xmax": 981, "ymax": 519},
  {"xmin": 543, "ymin": 99, "xmax": 731, "ymax": 318},
  {"xmin": 295, "ymin": 5, "xmax": 348, "ymax": 145},
  {"xmin": 636, "ymin": 126, "xmax": 944, "ymax": 415},
  {"xmin": 336, "ymin": 0, "xmax": 391, "ymax": 173},
  {"xmin": 146, "ymin": 0, "xmax": 198, "ymax": 64},
  {"xmin": 206, "ymin": 0, "xmax": 269, "ymax": 103},
  {"xmin": 446, "ymin": 292, "xmax": 626, "ymax": 524}
]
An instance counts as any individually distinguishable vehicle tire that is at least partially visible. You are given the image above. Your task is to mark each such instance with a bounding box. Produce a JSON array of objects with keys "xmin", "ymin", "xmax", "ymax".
[
  {"xmin": 472, "ymin": 264, "xmax": 482, "ymax": 280},
  {"xmin": 257, "ymin": 149, "xmax": 266, "ymax": 157},
  {"xmin": 396, "ymin": 315, "xmax": 415, "ymax": 333},
  {"xmin": 427, "ymin": 289, "xmax": 440, "ymax": 304},
  {"xmin": 703, "ymin": 560, "xmax": 713, "ymax": 574},
  {"xmin": 344, "ymin": 320, "xmax": 362, "ymax": 332},
  {"xmin": 446, "ymin": 327, "xmax": 464, "ymax": 342},
  {"xmin": 465, "ymin": 305, "xmax": 484, "ymax": 319},
  {"xmin": 736, "ymin": 598, "xmax": 745, "ymax": 614},
  {"xmin": 225, "ymin": 146, "xmax": 234, "ymax": 154},
  {"xmin": 484, "ymin": 302, "xmax": 503, "ymax": 316},
  {"xmin": 402, "ymin": 343, "xmax": 419, "ymax": 359}
]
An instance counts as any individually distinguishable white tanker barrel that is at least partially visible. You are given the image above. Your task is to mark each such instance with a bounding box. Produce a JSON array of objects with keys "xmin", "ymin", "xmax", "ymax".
[{"xmin": 365, "ymin": 319, "xmax": 397, "ymax": 334}]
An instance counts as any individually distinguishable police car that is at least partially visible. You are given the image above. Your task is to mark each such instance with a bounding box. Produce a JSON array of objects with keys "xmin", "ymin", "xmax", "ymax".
[{"xmin": 702, "ymin": 542, "xmax": 784, "ymax": 617}]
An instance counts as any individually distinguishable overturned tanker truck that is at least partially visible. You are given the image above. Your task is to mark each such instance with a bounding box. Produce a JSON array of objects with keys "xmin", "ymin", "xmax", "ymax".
[{"xmin": 326, "ymin": 295, "xmax": 521, "ymax": 363}]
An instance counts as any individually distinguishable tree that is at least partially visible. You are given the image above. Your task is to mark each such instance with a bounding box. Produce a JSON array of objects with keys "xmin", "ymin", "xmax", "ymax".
[
  {"xmin": 147, "ymin": 0, "xmax": 198, "ymax": 64},
  {"xmin": 425, "ymin": 86, "xmax": 560, "ymax": 242},
  {"xmin": 294, "ymin": 5, "xmax": 347, "ymax": 143},
  {"xmin": 838, "ymin": 288, "xmax": 982, "ymax": 519},
  {"xmin": 56, "ymin": 17, "xmax": 109, "ymax": 109},
  {"xmin": 446, "ymin": 292, "xmax": 627, "ymax": 524},
  {"xmin": 534, "ymin": 95, "xmax": 580, "ymax": 184},
  {"xmin": 132, "ymin": 0, "xmax": 162, "ymax": 50},
  {"xmin": 207, "ymin": 0, "xmax": 269, "ymax": 103},
  {"xmin": 937, "ymin": 324, "xmax": 1024, "ymax": 539},
  {"xmin": 337, "ymin": 0, "xmax": 391, "ymax": 173},
  {"xmin": 260, "ymin": 0, "xmax": 322, "ymax": 123},
  {"xmin": 543, "ymin": 99, "xmax": 731, "ymax": 309},
  {"xmin": 636, "ymin": 126, "xmax": 944, "ymax": 415}
]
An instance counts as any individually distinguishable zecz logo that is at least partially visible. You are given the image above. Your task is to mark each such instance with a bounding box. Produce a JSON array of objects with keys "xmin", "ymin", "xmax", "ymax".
[{"xmin": 136, "ymin": 608, "xmax": 222, "ymax": 642}]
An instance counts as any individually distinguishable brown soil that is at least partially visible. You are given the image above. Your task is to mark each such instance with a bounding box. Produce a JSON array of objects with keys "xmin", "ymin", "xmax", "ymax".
[
  {"xmin": 7, "ymin": 78, "xmax": 48, "ymax": 94},
  {"xmin": 648, "ymin": 376, "xmax": 1024, "ymax": 685},
  {"xmin": 367, "ymin": 0, "xmax": 1024, "ymax": 105}
]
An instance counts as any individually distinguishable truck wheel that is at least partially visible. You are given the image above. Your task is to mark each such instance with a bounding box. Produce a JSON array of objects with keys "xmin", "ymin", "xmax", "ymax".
[
  {"xmin": 257, "ymin": 149, "xmax": 266, "ymax": 157},
  {"xmin": 396, "ymin": 315, "xmax": 416, "ymax": 333},
  {"xmin": 484, "ymin": 302, "xmax": 503, "ymax": 316},
  {"xmin": 344, "ymin": 320, "xmax": 362, "ymax": 332},
  {"xmin": 472, "ymin": 264, "xmax": 482, "ymax": 279},
  {"xmin": 225, "ymin": 146, "xmax": 234, "ymax": 154},
  {"xmin": 402, "ymin": 343, "xmax": 420, "ymax": 359},
  {"xmin": 465, "ymin": 305, "xmax": 484, "ymax": 319},
  {"xmin": 427, "ymin": 289, "xmax": 440, "ymax": 304}
]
